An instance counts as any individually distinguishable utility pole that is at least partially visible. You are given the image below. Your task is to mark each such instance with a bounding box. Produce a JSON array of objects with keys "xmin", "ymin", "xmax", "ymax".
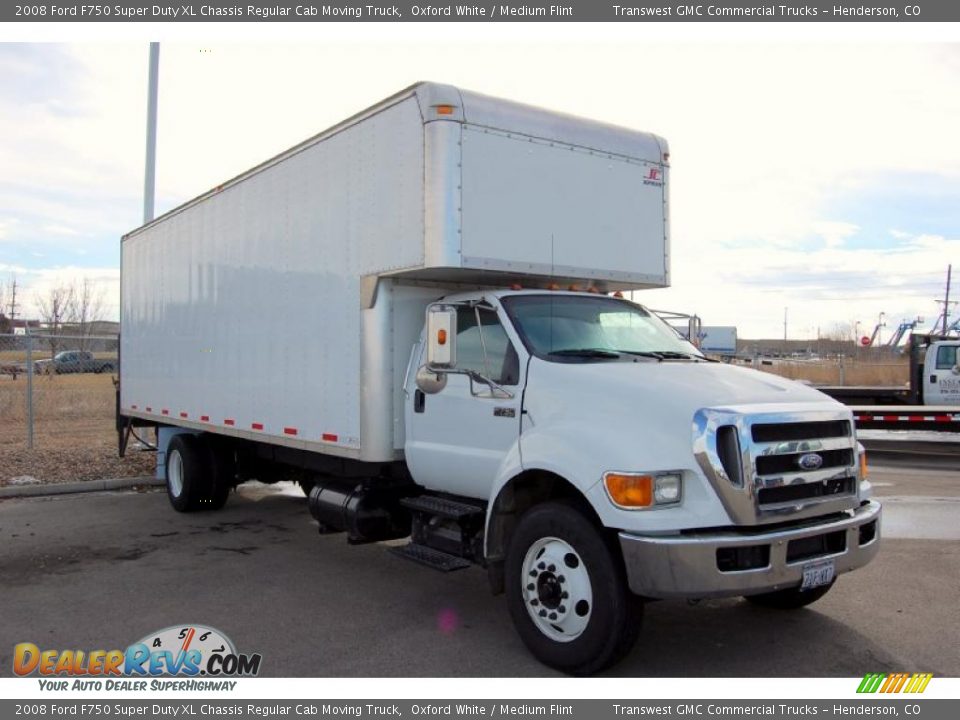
[
  {"xmin": 933, "ymin": 265, "xmax": 955, "ymax": 335},
  {"xmin": 8, "ymin": 276, "xmax": 19, "ymax": 325},
  {"xmin": 783, "ymin": 307, "xmax": 788, "ymax": 353},
  {"xmin": 942, "ymin": 264, "xmax": 953, "ymax": 335}
]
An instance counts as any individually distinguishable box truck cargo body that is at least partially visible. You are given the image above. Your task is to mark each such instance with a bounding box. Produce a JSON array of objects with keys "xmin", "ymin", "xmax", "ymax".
[
  {"xmin": 121, "ymin": 83, "xmax": 669, "ymax": 462},
  {"xmin": 119, "ymin": 83, "xmax": 880, "ymax": 675}
]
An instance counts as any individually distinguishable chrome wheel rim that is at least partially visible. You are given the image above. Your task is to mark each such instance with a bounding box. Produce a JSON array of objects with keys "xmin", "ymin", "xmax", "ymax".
[
  {"xmin": 168, "ymin": 449, "xmax": 184, "ymax": 498},
  {"xmin": 521, "ymin": 536, "xmax": 593, "ymax": 642}
]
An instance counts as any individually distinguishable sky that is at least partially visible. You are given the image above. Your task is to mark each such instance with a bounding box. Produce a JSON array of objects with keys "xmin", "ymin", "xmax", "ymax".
[{"xmin": 0, "ymin": 37, "xmax": 958, "ymax": 339}]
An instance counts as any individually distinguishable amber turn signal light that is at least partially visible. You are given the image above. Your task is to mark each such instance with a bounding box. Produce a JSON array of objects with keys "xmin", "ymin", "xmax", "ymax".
[{"xmin": 604, "ymin": 473, "xmax": 654, "ymax": 508}]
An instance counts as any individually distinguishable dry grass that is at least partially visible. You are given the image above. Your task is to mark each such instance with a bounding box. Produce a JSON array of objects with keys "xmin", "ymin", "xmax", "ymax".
[
  {"xmin": 0, "ymin": 349, "xmax": 116, "ymax": 362},
  {"xmin": 746, "ymin": 358, "xmax": 909, "ymax": 386},
  {"xmin": 0, "ymin": 374, "xmax": 153, "ymax": 485}
]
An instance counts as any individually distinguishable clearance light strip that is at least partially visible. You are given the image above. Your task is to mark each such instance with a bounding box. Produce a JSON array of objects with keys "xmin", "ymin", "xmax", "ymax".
[{"xmin": 125, "ymin": 408, "xmax": 336, "ymax": 442}]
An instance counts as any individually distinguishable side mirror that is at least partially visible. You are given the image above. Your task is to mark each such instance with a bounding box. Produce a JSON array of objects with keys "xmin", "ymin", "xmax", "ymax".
[
  {"xmin": 426, "ymin": 304, "xmax": 457, "ymax": 369},
  {"xmin": 415, "ymin": 365, "xmax": 448, "ymax": 394}
]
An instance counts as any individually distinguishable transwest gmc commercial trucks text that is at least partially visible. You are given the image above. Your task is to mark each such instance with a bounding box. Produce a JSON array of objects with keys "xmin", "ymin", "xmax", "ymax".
[{"xmin": 119, "ymin": 83, "xmax": 880, "ymax": 674}]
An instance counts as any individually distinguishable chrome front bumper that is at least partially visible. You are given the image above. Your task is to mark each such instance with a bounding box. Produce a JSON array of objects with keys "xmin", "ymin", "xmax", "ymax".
[{"xmin": 619, "ymin": 500, "xmax": 881, "ymax": 599}]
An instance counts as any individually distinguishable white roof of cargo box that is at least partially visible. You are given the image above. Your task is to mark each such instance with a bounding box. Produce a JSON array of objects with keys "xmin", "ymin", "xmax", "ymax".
[
  {"xmin": 125, "ymin": 81, "xmax": 668, "ymax": 240},
  {"xmin": 416, "ymin": 82, "xmax": 668, "ymax": 162}
]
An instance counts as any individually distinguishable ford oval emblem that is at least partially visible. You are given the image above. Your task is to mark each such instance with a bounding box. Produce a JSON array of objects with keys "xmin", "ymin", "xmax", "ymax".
[{"xmin": 797, "ymin": 453, "xmax": 823, "ymax": 471}]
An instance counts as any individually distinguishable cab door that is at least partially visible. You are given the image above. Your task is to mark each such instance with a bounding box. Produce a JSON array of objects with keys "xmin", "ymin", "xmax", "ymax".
[
  {"xmin": 926, "ymin": 342, "xmax": 960, "ymax": 405},
  {"xmin": 404, "ymin": 304, "xmax": 525, "ymax": 500}
]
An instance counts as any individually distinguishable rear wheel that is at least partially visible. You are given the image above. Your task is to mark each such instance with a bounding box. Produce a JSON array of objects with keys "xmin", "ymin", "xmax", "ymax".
[
  {"xmin": 165, "ymin": 434, "xmax": 232, "ymax": 512},
  {"xmin": 505, "ymin": 501, "xmax": 643, "ymax": 675},
  {"xmin": 166, "ymin": 434, "xmax": 207, "ymax": 512},
  {"xmin": 203, "ymin": 440, "xmax": 235, "ymax": 510},
  {"xmin": 745, "ymin": 580, "xmax": 835, "ymax": 609}
]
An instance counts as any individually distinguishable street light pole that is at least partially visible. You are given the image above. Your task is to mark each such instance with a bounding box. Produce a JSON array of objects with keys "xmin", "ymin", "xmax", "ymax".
[{"xmin": 143, "ymin": 42, "xmax": 160, "ymax": 224}]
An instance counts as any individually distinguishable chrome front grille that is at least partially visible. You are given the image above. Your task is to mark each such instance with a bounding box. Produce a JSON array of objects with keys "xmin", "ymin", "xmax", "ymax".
[{"xmin": 694, "ymin": 408, "xmax": 860, "ymax": 525}]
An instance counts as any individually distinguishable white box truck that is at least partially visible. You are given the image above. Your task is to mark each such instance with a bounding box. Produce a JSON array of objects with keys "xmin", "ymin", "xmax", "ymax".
[
  {"xmin": 700, "ymin": 326, "xmax": 738, "ymax": 356},
  {"xmin": 119, "ymin": 83, "xmax": 880, "ymax": 675}
]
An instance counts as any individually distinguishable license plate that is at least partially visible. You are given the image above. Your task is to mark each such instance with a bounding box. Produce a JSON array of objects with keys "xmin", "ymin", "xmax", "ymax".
[{"xmin": 800, "ymin": 558, "xmax": 836, "ymax": 590}]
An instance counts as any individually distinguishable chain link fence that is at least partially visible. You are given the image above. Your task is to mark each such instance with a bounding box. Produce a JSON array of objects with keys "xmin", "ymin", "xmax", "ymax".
[
  {"xmin": 736, "ymin": 355, "xmax": 909, "ymax": 386},
  {"xmin": 0, "ymin": 332, "xmax": 912, "ymax": 485},
  {"xmin": 1, "ymin": 332, "xmax": 119, "ymax": 449},
  {"xmin": 0, "ymin": 333, "xmax": 157, "ymax": 485}
]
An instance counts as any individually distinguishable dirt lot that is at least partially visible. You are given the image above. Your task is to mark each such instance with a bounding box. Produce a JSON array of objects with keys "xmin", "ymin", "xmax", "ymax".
[{"xmin": 0, "ymin": 373, "xmax": 153, "ymax": 485}]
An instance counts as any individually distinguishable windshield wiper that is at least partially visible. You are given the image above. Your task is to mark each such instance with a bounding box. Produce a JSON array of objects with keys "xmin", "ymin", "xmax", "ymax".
[
  {"xmin": 619, "ymin": 350, "xmax": 709, "ymax": 361},
  {"xmin": 548, "ymin": 348, "xmax": 622, "ymax": 359}
]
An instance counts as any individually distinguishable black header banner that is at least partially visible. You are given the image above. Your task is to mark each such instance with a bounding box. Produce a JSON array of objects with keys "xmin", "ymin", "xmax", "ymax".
[
  {"xmin": 4, "ymin": 0, "xmax": 958, "ymax": 22},
  {"xmin": 1, "ymin": 700, "xmax": 959, "ymax": 719}
]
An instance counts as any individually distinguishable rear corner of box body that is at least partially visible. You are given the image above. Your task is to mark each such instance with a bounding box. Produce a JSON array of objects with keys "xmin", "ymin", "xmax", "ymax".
[{"xmin": 119, "ymin": 95, "xmax": 429, "ymax": 459}]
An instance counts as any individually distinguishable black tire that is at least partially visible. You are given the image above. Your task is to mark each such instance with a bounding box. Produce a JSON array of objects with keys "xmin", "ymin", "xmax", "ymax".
[
  {"xmin": 505, "ymin": 501, "xmax": 643, "ymax": 675},
  {"xmin": 745, "ymin": 580, "xmax": 835, "ymax": 609},
  {"xmin": 202, "ymin": 440, "xmax": 235, "ymax": 511},
  {"xmin": 165, "ymin": 434, "xmax": 210, "ymax": 512}
]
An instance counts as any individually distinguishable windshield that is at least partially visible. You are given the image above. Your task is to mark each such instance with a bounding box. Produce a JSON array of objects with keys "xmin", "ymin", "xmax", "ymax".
[{"xmin": 501, "ymin": 294, "xmax": 702, "ymax": 361}]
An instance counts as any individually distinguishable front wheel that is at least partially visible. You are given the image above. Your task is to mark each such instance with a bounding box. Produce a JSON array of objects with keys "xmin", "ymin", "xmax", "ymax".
[{"xmin": 505, "ymin": 502, "xmax": 643, "ymax": 675}]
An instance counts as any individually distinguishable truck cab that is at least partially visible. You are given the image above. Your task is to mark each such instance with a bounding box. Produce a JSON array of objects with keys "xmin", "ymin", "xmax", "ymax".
[
  {"xmin": 913, "ymin": 335, "xmax": 960, "ymax": 406},
  {"xmin": 402, "ymin": 288, "xmax": 880, "ymax": 672}
]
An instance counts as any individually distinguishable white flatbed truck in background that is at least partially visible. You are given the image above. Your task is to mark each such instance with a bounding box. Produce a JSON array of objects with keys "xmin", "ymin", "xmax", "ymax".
[{"xmin": 119, "ymin": 82, "xmax": 880, "ymax": 674}]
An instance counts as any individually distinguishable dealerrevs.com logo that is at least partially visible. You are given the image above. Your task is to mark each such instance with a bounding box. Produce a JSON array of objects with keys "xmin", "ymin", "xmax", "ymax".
[{"xmin": 14, "ymin": 625, "xmax": 262, "ymax": 689}]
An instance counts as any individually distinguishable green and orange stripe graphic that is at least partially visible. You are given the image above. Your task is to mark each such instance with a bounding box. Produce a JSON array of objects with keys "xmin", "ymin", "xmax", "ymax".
[{"xmin": 857, "ymin": 673, "xmax": 933, "ymax": 694}]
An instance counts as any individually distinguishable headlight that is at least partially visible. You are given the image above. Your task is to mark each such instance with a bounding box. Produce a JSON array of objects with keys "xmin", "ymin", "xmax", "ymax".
[{"xmin": 603, "ymin": 471, "xmax": 683, "ymax": 510}]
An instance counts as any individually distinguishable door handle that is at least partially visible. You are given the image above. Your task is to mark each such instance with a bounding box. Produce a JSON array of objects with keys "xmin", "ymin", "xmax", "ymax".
[{"xmin": 414, "ymin": 389, "xmax": 426, "ymax": 413}]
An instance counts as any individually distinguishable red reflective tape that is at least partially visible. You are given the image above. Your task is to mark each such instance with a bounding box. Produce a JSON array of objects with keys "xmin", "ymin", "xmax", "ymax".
[
  {"xmin": 321, "ymin": 433, "xmax": 338, "ymax": 442},
  {"xmin": 146, "ymin": 407, "xmax": 153, "ymax": 412},
  {"xmin": 283, "ymin": 427, "xmax": 298, "ymax": 436},
  {"xmin": 200, "ymin": 415, "xmax": 210, "ymax": 422},
  {"xmin": 180, "ymin": 412, "xmax": 188, "ymax": 418},
  {"xmin": 161, "ymin": 409, "xmax": 169, "ymax": 416},
  {"xmin": 224, "ymin": 419, "xmax": 235, "ymax": 426},
  {"xmin": 252, "ymin": 422, "xmax": 264, "ymax": 431}
]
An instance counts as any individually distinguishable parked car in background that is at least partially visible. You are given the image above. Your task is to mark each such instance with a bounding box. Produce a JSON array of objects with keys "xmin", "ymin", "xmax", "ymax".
[{"xmin": 34, "ymin": 350, "xmax": 117, "ymax": 375}]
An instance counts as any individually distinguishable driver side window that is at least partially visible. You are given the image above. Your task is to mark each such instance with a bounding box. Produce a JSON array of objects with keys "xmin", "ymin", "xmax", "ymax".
[
  {"xmin": 935, "ymin": 345, "xmax": 958, "ymax": 370},
  {"xmin": 455, "ymin": 306, "xmax": 520, "ymax": 386}
]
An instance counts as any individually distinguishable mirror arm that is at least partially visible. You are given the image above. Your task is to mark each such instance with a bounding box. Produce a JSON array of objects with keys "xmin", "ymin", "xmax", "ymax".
[{"xmin": 466, "ymin": 370, "xmax": 515, "ymax": 400}]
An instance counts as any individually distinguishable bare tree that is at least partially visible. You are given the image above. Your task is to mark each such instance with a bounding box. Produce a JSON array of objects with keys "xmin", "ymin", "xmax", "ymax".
[
  {"xmin": 35, "ymin": 284, "xmax": 74, "ymax": 358},
  {"xmin": 67, "ymin": 278, "xmax": 106, "ymax": 351}
]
